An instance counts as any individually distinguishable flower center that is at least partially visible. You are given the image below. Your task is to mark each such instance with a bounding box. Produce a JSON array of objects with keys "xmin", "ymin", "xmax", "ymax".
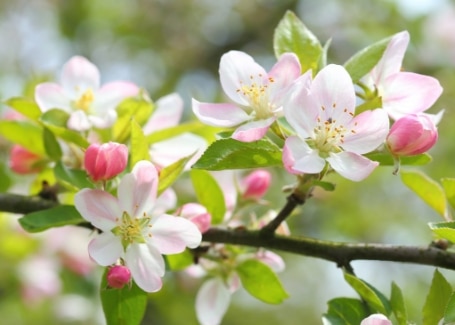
[
  {"xmin": 112, "ymin": 211, "xmax": 152, "ymax": 250},
  {"xmin": 237, "ymin": 74, "xmax": 276, "ymax": 119},
  {"xmin": 73, "ymin": 89, "xmax": 94, "ymax": 112}
]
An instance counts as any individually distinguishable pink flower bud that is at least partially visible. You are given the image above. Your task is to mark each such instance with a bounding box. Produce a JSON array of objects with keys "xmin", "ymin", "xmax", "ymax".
[
  {"xmin": 107, "ymin": 265, "xmax": 131, "ymax": 289},
  {"xmin": 178, "ymin": 203, "xmax": 211, "ymax": 233},
  {"xmin": 241, "ymin": 170, "xmax": 271, "ymax": 200},
  {"xmin": 9, "ymin": 145, "xmax": 45, "ymax": 174},
  {"xmin": 386, "ymin": 114, "xmax": 438, "ymax": 156},
  {"xmin": 360, "ymin": 314, "xmax": 392, "ymax": 325},
  {"xmin": 84, "ymin": 142, "xmax": 128, "ymax": 182}
]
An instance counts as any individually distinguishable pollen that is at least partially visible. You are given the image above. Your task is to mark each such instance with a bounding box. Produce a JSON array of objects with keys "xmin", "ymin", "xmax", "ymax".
[
  {"xmin": 236, "ymin": 73, "xmax": 275, "ymax": 119},
  {"xmin": 73, "ymin": 89, "xmax": 94, "ymax": 112}
]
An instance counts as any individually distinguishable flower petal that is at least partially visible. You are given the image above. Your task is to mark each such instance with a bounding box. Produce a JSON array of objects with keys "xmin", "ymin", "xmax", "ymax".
[
  {"xmin": 35, "ymin": 83, "xmax": 72, "ymax": 112},
  {"xmin": 87, "ymin": 109, "xmax": 118, "ymax": 129},
  {"xmin": 192, "ymin": 99, "xmax": 251, "ymax": 127},
  {"xmin": 125, "ymin": 243, "xmax": 165, "ymax": 292},
  {"xmin": 232, "ymin": 117, "xmax": 275, "ymax": 142},
  {"xmin": 268, "ymin": 52, "xmax": 302, "ymax": 103},
  {"xmin": 196, "ymin": 278, "xmax": 231, "ymax": 325},
  {"xmin": 118, "ymin": 161, "xmax": 158, "ymax": 216},
  {"xmin": 88, "ymin": 232, "xmax": 122, "ymax": 266},
  {"xmin": 343, "ymin": 109, "xmax": 389, "ymax": 154},
  {"xmin": 68, "ymin": 110, "xmax": 92, "ymax": 131},
  {"xmin": 150, "ymin": 214, "xmax": 202, "ymax": 254},
  {"xmin": 327, "ymin": 152, "xmax": 378, "ymax": 181},
  {"xmin": 91, "ymin": 81, "xmax": 139, "ymax": 114},
  {"xmin": 219, "ymin": 50, "xmax": 267, "ymax": 105},
  {"xmin": 74, "ymin": 189, "xmax": 121, "ymax": 231},
  {"xmin": 61, "ymin": 56, "xmax": 100, "ymax": 94},
  {"xmin": 284, "ymin": 136, "xmax": 325, "ymax": 174},
  {"xmin": 382, "ymin": 72, "xmax": 443, "ymax": 119},
  {"xmin": 143, "ymin": 93, "xmax": 184, "ymax": 134}
]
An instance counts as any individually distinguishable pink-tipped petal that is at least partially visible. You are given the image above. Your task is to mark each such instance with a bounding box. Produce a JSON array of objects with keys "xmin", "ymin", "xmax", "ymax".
[
  {"xmin": 125, "ymin": 243, "xmax": 165, "ymax": 292},
  {"xmin": 327, "ymin": 152, "xmax": 379, "ymax": 181},
  {"xmin": 361, "ymin": 314, "xmax": 392, "ymax": 325},
  {"xmin": 74, "ymin": 189, "xmax": 121, "ymax": 231},
  {"xmin": 196, "ymin": 278, "xmax": 231, "ymax": 325},
  {"xmin": 35, "ymin": 83, "xmax": 72, "ymax": 112},
  {"xmin": 219, "ymin": 50, "xmax": 267, "ymax": 105},
  {"xmin": 61, "ymin": 56, "xmax": 100, "ymax": 93},
  {"xmin": 231, "ymin": 117, "xmax": 275, "ymax": 142},
  {"xmin": 150, "ymin": 214, "xmax": 202, "ymax": 254},
  {"xmin": 192, "ymin": 99, "xmax": 251, "ymax": 127},
  {"xmin": 88, "ymin": 232, "xmax": 123, "ymax": 266},
  {"xmin": 382, "ymin": 72, "xmax": 443, "ymax": 119},
  {"xmin": 284, "ymin": 136, "xmax": 325, "ymax": 174},
  {"xmin": 143, "ymin": 93, "xmax": 184, "ymax": 134},
  {"xmin": 268, "ymin": 52, "xmax": 302, "ymax": 103},
  {"xmin": 255, "ymin": 250, "xmax": 285, "ymax": 273},
  {"xmin": 118, "ymin": 161, "xmax": 158, "ymax": 217},
  {"xmin": 343, "ymin": 109, "xmax": 389, "ymax": 154},
  {"xmin": 92, "ymin": 81, "xmax": 139, "ymax": 114}
]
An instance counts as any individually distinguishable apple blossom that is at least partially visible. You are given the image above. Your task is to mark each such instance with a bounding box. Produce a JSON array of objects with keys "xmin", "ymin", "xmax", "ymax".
[
  {"xmin": 240, "ymin": 169, "xmax": 271, "ymax": 200},
  {"xmin": 364, "ymin": 31, "xmax": 442, "ymax": 119},
  {"xmin": 74, "ymin": 160, "xmax": 202, "ymax": 292},
  {"xmin": 360, "ymin": 314, "xmax": 392, "ymax": 325},
  {"xmin": 387, "ymin": 113, "xmax": 438, "ymax": 156},
  {"xmin": 177, "ymin": 203, "xmax": 212, "ymax": 233},
  {"xmin": 84, "ymin": 142, "xmax": 128, "ymax": 182},
  {"xmin": 106, "ymin": 265, "xmax": 131, "ymax": 289},
  {"xmin": 283, "ymin": 64, "xmax": 390, "ymax": 181},
  {"xmin": 35, "ymin": 56, "xmax": 139, "ymax": 131},
  {"xmin": 192, "ymin": 50, "xmax": 302, "ymax": 142},
  {"xmin": 9, "ymin": 145, "xmax": 45, "ymax": 174}
]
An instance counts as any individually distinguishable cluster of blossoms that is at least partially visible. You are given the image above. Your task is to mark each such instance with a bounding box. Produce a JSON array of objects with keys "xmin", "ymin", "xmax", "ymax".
[{"xmin": 193, "ymin": 31, "xmax": 442, "ymax": 181}]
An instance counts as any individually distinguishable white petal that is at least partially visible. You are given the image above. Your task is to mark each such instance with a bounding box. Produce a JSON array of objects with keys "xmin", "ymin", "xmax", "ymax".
[
  {"xmin": 196, "ymin": 278, "xmax": 231, "ymax": 325},
  {"xmin": 67, "ymin": 110, "xmax": 92, "ymax": 131},
  {"xmin": 153, "ymin": 188, "xmax": 177, "ymax": 216},
  {"xmin": 88, "ymin": 109, "xmax": 117, "ymax": 129},
  {"xmin": 88, "ymin": 232, "xmax": 122, "ymax": 266},
  {"xmin": 74, "ymin": 189, "xmax": 121, "ymax": 231},
  {"xmin": 125, "ymin": 243, "xmax": 165, "ymax": 292},
  {"xmin": 35, "ymin": 83, "xmax": 72, "ymax": 112},
  {"xmin": 143, "ymin": 93, "xmax": 184, "ymax": 134},
  {"xmin": 92, "ymin": 81, "xmax": 139, "ymax": 114},
  {"xmin": 61, "ymin": 56, "xmax": 100, "ymax": 93},
  {"xmin": 327, "ymin": 152, "xmax": 379, "ymax": 182},
  {"xmin": 231, "ymin": 117, "xmax": 275, "ymax": 142},
  {"xmin": 284, "ymin": 137, "xmax": 325, "ymax": 174},
  {"xmin": 150, "ymin": 214, "xmax": 202, "ymax": 254},
  {"xmin": 192, "ymin": 99, "xmax": 251, "ymax": 127}
]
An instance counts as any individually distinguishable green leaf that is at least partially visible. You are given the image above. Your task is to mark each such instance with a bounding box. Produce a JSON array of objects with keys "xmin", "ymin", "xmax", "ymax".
[
  {"xmin": 0, "ymin": 120, "xmax": 45, "ymax": 155},
  {"xmin": 190, "ymin": 170, "xmax": 225, "ymax": 224},
  {"xmin": 113, "ymin": 96, "xmax": 154, "ymax": 143},
  {"xmin": 444, "ymin": 291, "xmax": 455, "ymax": 323},
  {"xmin": 344, "ymin": 35, "xmax": 392, "ymax": 83},
  {"xmin": 54, "ymin": 161, "xmax": 93, "ymax": 191},
  {"xmin": 130, "ymin": 119, "xmax": 150, "ymax": 168},
  {"xmin": 400, "ymin": 170, "xmax": 447, "ymax": 218},
  {"xmin": 324, "ymin": 298, "xmax": 368, "ymax": 325},
  {"xmin": 273, "ymin": 10, "xmax": 322, "ymax": 73},
  {"xmin": 365, "ymin": 152, "xmax": 432, "ymax": 166},
  {"xmin": 313, "ymin": 180, "xmax": 336, "ymax": 191},
  {"xmin": 18, "ymin": 205, "xmax": 85, "ymax": 233},
  {"xmin": 5, "ymin": 97, "xmax": 42, "ymax": 120},
  {"xmin": 390, "ymin": 282, "xmax": 407, "ymax": 325},
  {"xmin": 428, "ymin": 221, "xmax": 455, "ymax": 243},
  {"xmin": 423, "ymin": 269, "xmax": 452, "ymax": 325},
  {"xmin": 40, "ymin": 109, "xmax": 90, "ymax": 148},
  {"xmin": 0, "ymin": 161, "xmax": 12, "ymax": 192},
  {"xmin": 442, "ymin": 178, "xmax": 455, "ymax": 211},
  {"xmin": 344, "ymin": 273, "xmax": 390, "ymax": 315},
  {"xmin": 236, "ymin": 259, "xmax": 288, "ymax": 304},
  {"xmin": 146, "ymin": 121, "xmax": 203, "ymax": 144},
  {"xmin": 100, "ymin": 269, "xmax": 148, "ymax": 325},
  {"xmin": 158, "ymin": 154, "xmax": 194, "ymax": 196},
  {"xmin": 165, "ymin": 249, "xmax": 194, "ymax": 271},
  {"xmin": 192, "ymin": 138, "xmax": 282, "ymax": 170},
  {"xmin": 43, "ymin": 127, "xmax": 63, "ymax": 160}
]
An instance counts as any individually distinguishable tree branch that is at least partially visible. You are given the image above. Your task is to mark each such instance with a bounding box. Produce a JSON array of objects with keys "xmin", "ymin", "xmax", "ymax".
[
  {"xmin": 203, "ymin": 228, "xmax": 455, "ymax": 270},
  {"xmin": 0, "ymin": 193, "xmax": 57, "ymax": 214}
]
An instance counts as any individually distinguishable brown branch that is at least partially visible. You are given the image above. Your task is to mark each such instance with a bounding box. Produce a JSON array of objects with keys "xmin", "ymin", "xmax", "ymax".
[{"xmin": 0, "ymin": 193, "xmax": 57, "ymax": 214}]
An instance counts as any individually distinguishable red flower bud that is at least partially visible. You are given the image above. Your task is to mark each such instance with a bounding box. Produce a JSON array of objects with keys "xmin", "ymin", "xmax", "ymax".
[
  {"xmin": 84, "ymin": 142, "xmax": 128, "ymax": 182},
  {"xmin": 241, "ymin": 170, "xmax": 271, "ymax": 200},
  {"xmin": 107, "ymin": 265, "xmax": 131, "ymax": 289},
  {"xmin": 9, "ymin": 145, "xmax": 44, "ymax": 174}
]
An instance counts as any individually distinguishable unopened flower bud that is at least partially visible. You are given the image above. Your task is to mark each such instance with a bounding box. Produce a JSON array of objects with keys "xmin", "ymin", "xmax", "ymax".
[
  {"xmin": 84, "ymin": 142, "xmax": 128, "ymax": 182},
  {"xmin": 178, "ymin": 203, "xmax": 211, "ymax": 233},
  {"xmin": 386, "ymin": 114, "xmax": 438, "ymax": 156},
  {"xmin": 241, "ymin": 170, "xmax": 271, "ymax": 200},
  {"xmin": 360, "ymin": 314, "xmax": 392, "ymax": 325},
  {"xmin": 9, "ymin": 145, "xmax": 45, "ymax": 174},
  {"xmin": 107, "ymin": 265, "xmax": 131, "ymax": 289}
]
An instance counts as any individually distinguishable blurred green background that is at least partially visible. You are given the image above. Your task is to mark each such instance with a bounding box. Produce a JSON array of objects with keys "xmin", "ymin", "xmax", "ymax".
[{"xmin": 0, "ymin": 0, "xmax": 455, "ymax": 324}]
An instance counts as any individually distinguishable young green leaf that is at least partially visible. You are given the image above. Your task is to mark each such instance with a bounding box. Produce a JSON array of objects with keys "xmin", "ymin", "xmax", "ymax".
[
  {"xmin": 158, "ymin": 154, "xmax": 194, "ymax": 196},
  {"xmin": 273, "ymin": 10, "xmax": 322, "ymax": 73},
  {"xmin": 442, "ymin": 178, "xmax": 455, "ymax": 211},
  {"xmin": 236, "ymin": 259, "xmax": 288, "ymax": 304},
  {"xmin": 344, "ymin": 35, "xmax": 391, "ymax": 83},
  {"xmin": 100, "ymin": 269, "xmax": 148, "ymax": 325},
  {"xmin": 365, "ymin": 152, "xmax": 432, "ymax": 166},
  {"xmin": 443, "ymin": 291, "xmax": 455, "ymax": 323},
  {"xmin": 5, "ymin": 97, "xmax": 42, "ymax": 121},
  {"xmin": 165, "ymin": 249, "xmax": 194, "ymax": 271},
  {"xmin": 422, "ymin": 269, "xmax": 452, "ymax": 325},
  {"xmin": 344, "ymin": 273, "xmax": 391, "ymax": 315},
  {"xmin": 146, "ymin": 121, "xmax": 203, "ymax": 144},
  {"xmin": 0, "ymin": 120, "xmax": 45, "ymax": 155},
  {"xmin": 192, "ymin": 138, "xmax": 282, "ymax": 170},
  {"xmin": 54, "ymin": 161, "xmax": 93, "ymax": 191},
  {"xmin": 400, "ymin": 170, "xmax": 447, "ymax": 218},
  {"xmin": 428, "ymin": 221, "xmax": 455, "ymax": 243},
  {"xmin": 18, "ymin": 205, "xmax": 85, "ymax": 233},
  {"xmin": 324, "ymin": 297, "xmax": 368, "ymax": 325},
  {"xmin": 130, "ymin": 119, "xmax": 150, "ymax": 168},
  {"xmin": 390, "ymin": 282, "xmax": 407, "ymax": 325},
  {"xmin": 190, "ymin": 169, "xmax": 225, "ymax": 224},
  {"xmin": 43, "ymin": 127, "xmax": 63, "ymax": 160}
]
